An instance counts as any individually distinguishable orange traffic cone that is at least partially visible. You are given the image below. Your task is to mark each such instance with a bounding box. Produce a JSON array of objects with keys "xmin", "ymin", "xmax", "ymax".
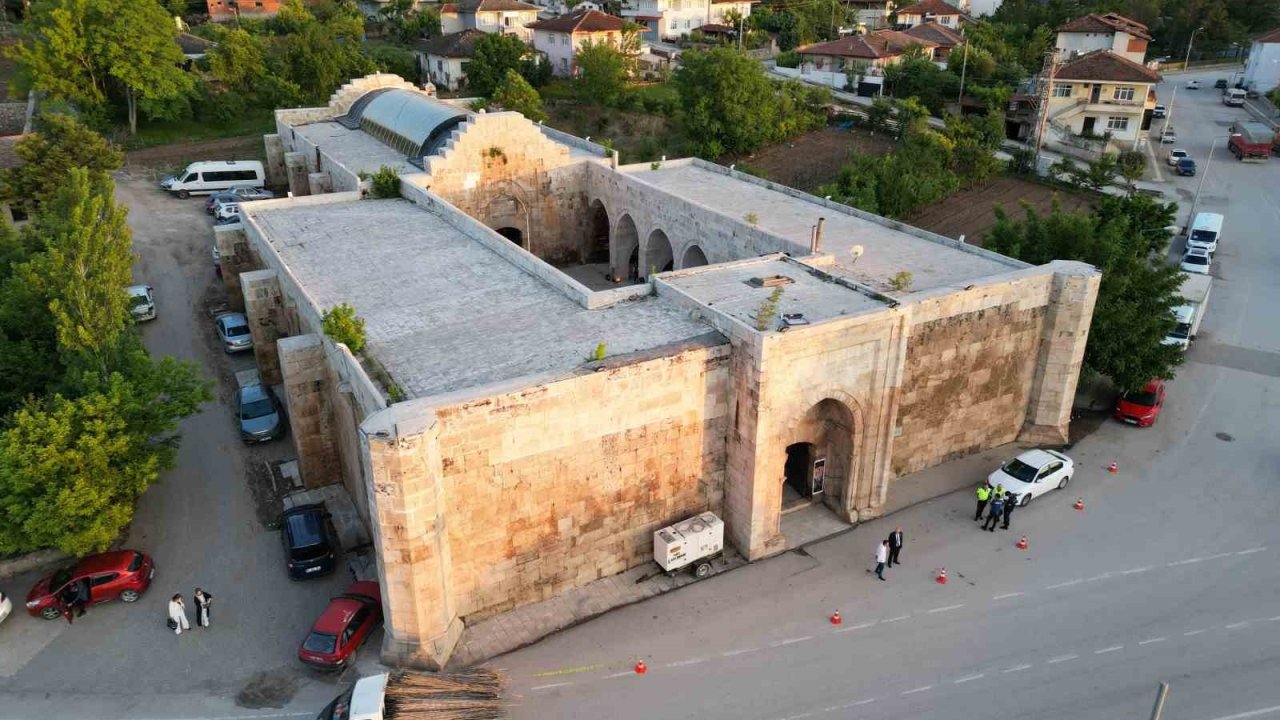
[
  {"xmin": 1016, "ymin": 535, "xmax": 1028, "ymax": 550},
  {"xmin": 634, "ymin": 660, "xmax": 647, "ymax": 674},
  {"xmin": 936, "ymin": 568, "xmax": 947, "ymax": 584},
  {"xmin": 830, "ymin": 610, "xmax": 842, "ymax": 625},
  {"xmin": 1108, "ymin": 461, "xmax": 1118, "ymax": 474},
  {"xmin": 1074, "ymin": 497, "xmax": 1085, "ymax": 511}
]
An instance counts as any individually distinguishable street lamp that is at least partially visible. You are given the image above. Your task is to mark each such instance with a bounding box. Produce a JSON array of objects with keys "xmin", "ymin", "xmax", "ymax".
[
  {"xmin": 1186, "ymin": 136, "xmax": 1219, "ymax": 223},
  {"xmin": 1183, "ymin": 26, "xmax": 1204, "ymax": 71},
  {"xmin": 1164, "ymin": 26, "xmax": 1203, "ymax": 130}
]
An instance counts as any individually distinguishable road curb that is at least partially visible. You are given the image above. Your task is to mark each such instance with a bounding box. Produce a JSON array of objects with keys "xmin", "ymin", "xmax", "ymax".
[{"xmin": 0, "ymin": 548, "xmax": 66, "ymax": 579}]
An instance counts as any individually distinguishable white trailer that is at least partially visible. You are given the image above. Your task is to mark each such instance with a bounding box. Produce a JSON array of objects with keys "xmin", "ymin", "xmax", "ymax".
[
  {"xmin": 653, "ymin": 512, "xmax": 724, "ymax": 579},
  {"xmin": 1164, "ymin": 274, "xmax": 1211, "ymax": 350}
]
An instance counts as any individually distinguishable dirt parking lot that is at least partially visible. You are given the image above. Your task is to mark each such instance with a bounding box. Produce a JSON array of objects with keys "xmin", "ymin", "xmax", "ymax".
[{"xmin": 906, "ymin": 176, "xmax": 1097, "ymax": 247}]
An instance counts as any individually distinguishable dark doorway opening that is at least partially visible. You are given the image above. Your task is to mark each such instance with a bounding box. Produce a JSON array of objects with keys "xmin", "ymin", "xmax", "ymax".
[
  {"xmin": 1082, "ymin": 116, "xmax": 1096, "ymax": 135},
  {"xmin": 587, "ymin": 202, "xmax": 610, "ymax": 263},
  {"xmin": 496, "ymin": 227, "xmax": 523, "ymax": 246},
  {"xmin": 784, "ymin": 442, "xmax": 815, "ymax": 508},
  {"xmin": 628, "ymin": 245, "xmax": 640, "ymax": 280}
]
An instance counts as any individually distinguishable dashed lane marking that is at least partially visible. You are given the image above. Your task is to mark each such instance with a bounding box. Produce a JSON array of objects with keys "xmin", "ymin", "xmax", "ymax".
[
  {"xmin": 1047, "ymin": 654, "xmax": 1079, "ymax": 664},
  {"xmin": 1082, "ymin": 573, "xmax": 1113, "ymax": 583},
  {"xmin": 901, "ymin": 685, "xmax": 933, "ymax": 696},
  {"xmin": 772, "ymin": 636, "xmax": 813, "ymax": 647},
  {"xmin": 721, "ymin": 648, "xmax": 757, "ymax": 657},
  {"xmin": 953, "ymin": 673, "xmax": 986, "ymax": 684},
  {"xmin": 853, "ymin": 698, "xmax": 877, "ymax": 706},
  {"xmin": 1205, "ymin": 552, "xmax": 1236, "ymax": 561},
  {"xmin": 928, "ymin": 604, "xmax": 965, "ymax": 614},
  {"xmin": 993, "ymin": 592, "xmax": 1025, "ymax": 600},
  {"xmin": 781, "ymin": 713, "xmax": 813, "ymax": 720},
  {"xmin": 1236, "ymin": 547, "xmax": 1267, "ymax": 556},
  {"xmin": 1139, "ymin": 637, "xmax": 1167, "ymax": 645},
  {"xmin": 1119, "ymin": 566, "xmax": 1153, "ymax": 575},
  {"xmin": 1095, "ymin": 645, "xmax": 1124, "ymax": 655},
  {"xmin": 1205, "ymin": 703, "xmax": 1280, "ymax": 720},
  {"xmin": 1003, "ymin": 664, "xmax": 1033, "ymax": 673},
  {"xmin": 605, "ymin": 671, "xmax": 634, "ymax": 679},
  {"xmin": 1226, "ymin": 621, "xmax": 1251, "ymax": 629},
  {"xmin": 1168, "ymin": 557, "xmax": 1206, "ymax": 566},
  {"xmin": 1046, "ymin": 579, "xmax": 1083, "ymax": 590},
  {"xmin": 530, "ymin": 663, "xmax": 608, "ymax": 678},
  {"xmin": 836, "ymin": 621, "xmax": 878, "ymax": 633},
  {"xmin": 667, "ymin": 657, "xmax": 710, "ymax": 667},
  {"xmin": 883, "ymin": 615, "xmax": 910, "ymax": 623},
  {"xmin": 531, "ymin": 682, "xmax": 573, "ymax": 691},
  {"xmin": 1185, "ymin": 629, "xmax": 1209, "ymax": 636}
]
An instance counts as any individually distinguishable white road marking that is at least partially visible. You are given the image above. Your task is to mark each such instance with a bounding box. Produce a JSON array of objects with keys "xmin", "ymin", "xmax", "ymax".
[
  {"xmin": 1046, "ymin": 579, "xmax": 1083, "ymax": 589},
  {"xmin": 1003, "ymin": 664, "xmax": 1033, "ymax": 673},
  {"xmin": 1139, "ymin": 637, "xmax": 1167, "ymax": 645},
  {"xmin": 901, "ymin": 685, "xmax": 933, "ymax": 696},
  {"xmin": 1119, "ymin": 566, "xmax": 1153, "ymax": 575},
  {"xmin": 666, "ymin": 657, "xmax": 709, "ymax": 667},
  {"xmin": 532, "ymin": 682, "xmax": 572, "ymax": 690},
  {"xmin": 1204, "ymin": 703, "xmax": 1280, "ymax": 720},
  {"xmin": 1095, "ymin": 645, "xmax": 1124, "ymax": 655},
  {"xmin": 772, "ymin": 636, "xmax": 813, "ymax": 647},
  {"xmin": 1168, "ymin": 557, "xmax": 1206, "ymax": 566},
  {"xmin": 1185, "ymin": 629, "xmax": 1208, "ymax": 636},
  {"xmin": 605, "ymin": 671, "xmax": 634, "ymax": 678},
  {"xmin": 883, "ymin": 615, "xmax": 910, "ymax": 623},
  {"xmin": 993, "ymin": 591, "xmax": 1025, "ymax": 600},
  {"xmin": 928, "ymin": 604, "xmax": 965, "ymax": 614},
  {"xmin": 1270, "ymin": 617, "xmax": 1280, "ymax": 622},
  {"xmin": 721, "ymin": 648, "xmax": 757, "ymax": 657},
  {"xmin": 1205, "ymin": 552, "xmax": 1235, "ymax": 561},
  {"xmin": 1083, "ymin": 573, "xmax": 1113, "ymax": 582},
  {"xmin": 1236, "ymin": 547, "xmax": 1267, "ymax": 556},
  {"xmin": 1047, "ymin": 654, "xmax": 1079, "ymax": 664},
  {"xmin": 1225, "ymin": 621, "xmax": 1250, "ymax": 629},
  {"xmin": 836, "ymin": 621, "xmax": 878, "ymax": 633},
  {"xmin": 852, "ymin": 698, "xmax": 877, "ymax": 706},
  {"xmin": 953, "ymin": 673, "xmax": 986, "ymax": 684},
  {"xmin": 782, "ymin": 713, "xmax": 813, "ymax": 720}
]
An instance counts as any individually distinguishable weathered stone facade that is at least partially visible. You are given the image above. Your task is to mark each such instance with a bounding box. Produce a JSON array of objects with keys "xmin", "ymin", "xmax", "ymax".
[{"xmin": 225, "ymin": 74, "xmax": 1101, "ymax": 671}]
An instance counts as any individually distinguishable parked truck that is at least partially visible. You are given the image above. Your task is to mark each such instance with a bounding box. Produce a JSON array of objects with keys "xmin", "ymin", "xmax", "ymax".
[
  {"xmin": 316, "ymin": 670, "xmax": 505, "ymax": 720},
  {"xmin": 1163, "ymin": 273, "xmax": 1211, "ymax": 350},
  {"xmin": 1227, "ymin": 121, "xmax": 1275, "ymax": 162}
]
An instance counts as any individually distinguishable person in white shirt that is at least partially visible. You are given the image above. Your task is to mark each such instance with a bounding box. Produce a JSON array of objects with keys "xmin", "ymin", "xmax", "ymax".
[
  {"xmin": 168, "ymin": 594, "xmax": 190, "ymax": 635},
  {"xmin": 874, "ymin": 540, "xmax": 889, "ymax": 581}
]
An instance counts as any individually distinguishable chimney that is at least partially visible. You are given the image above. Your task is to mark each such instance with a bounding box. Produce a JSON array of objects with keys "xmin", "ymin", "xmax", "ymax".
[{"xmin": 811, "ymin": 217, "xmax": 826, "ymax": 253}]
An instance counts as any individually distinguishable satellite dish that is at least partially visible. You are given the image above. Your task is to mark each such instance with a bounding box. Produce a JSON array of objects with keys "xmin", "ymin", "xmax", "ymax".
[{"xmin": 850, "ymin": 245, "xmax": 865, "ymax": 261}]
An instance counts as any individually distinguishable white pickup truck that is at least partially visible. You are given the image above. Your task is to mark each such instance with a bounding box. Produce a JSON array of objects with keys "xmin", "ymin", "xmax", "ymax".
[{"xmin": 1163, "ymin": 273, "xmax": 1211, "ymax": 350}]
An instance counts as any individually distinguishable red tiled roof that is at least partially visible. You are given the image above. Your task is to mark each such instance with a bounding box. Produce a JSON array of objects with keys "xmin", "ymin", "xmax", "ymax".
[
  {"xmin": 1254, "ymin": 27, "xmax": 1280, "ymax": 43},
  {"xmin": 902, "ymin": 21, "xmax": 963, "ymax": 47},
  {"xmin": 417, "ymin": 29, "xmax": 487, "ymax": 58},
  {"xmin": 456, "ymin": 0, "xmax": 540, "ymax": 12},
  {"xmin": 527, "ymin": 8, "xmax": 626, "ymax": 33},
  {"xmin": 894, "ymin": 0, "xmax": 964, "ymax": 17},
  {"xmin": 798, "ymin": 30, "xmax": 936, "ymax": 59},
  {"xmin": 1056, "ymin": 13, "xmax": 1151, "ymax": 41},
  {"xmin": 1055, "ymin": 49, "xmax": 1161, "ymax": 83}
]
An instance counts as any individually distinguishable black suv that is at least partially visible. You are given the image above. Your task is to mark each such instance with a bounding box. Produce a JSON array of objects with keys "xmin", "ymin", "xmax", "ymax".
[
  {"xmin": 281, "ymin": 504, "xmax": 339, "ymax": 580},
  {"xmin": 1215, "ymin": 77, "xmax": 1229, "ymax": 89}
]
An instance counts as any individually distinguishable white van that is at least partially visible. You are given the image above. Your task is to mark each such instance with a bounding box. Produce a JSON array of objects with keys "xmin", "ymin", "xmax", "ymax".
[
  {"xmin": 1223, "ymin": 88, "xmax": 1246, "ymax": 106},
  {"xmin": 160, "ymin": 161, "xmax": 265, "ymax": 198},
  {"xmin": 1187, "ymin": 212, "xmax": 1223, "ymax": 254}
]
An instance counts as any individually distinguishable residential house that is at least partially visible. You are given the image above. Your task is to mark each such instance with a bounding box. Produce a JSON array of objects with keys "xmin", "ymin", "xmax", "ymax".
[
  {"xmin": 796, "ymin": 30, "xmax": 938, "ymax": 72},
  {"xmin": 416, "ymin": 29, "xmax": 487, "ymax": 91},
  {"xmin": 1242, "ymin": 27, "xmax": 1280, "ymax": 94},
  {"xmin": 206, "ymin": 0, "xmax": 320, "ymax": 21},
  {"xmin": 529, "ymin": 9, "xmax": 629, "ymax": 77},
  {"xmin": 1033, "ymin": 49, "xmax": 1160, "ymax": 156},
  {"xmin": 1054, "ymin": 13, "xmax": 1150, "ymax": 64},
  {"xmin": 893, "ymin": 0, "xmax": 966, "ymax": 30},
  {"xmin": 622, "ymin": 0, "xmax": 751, "ymax": 41},
  {"xmin": 441, "ymin": 0, "xmax": 543, "ymax": 43},
  {"xmin": 901, "ymin": 21, "xmax": 963, "ymax": 62},
  {"xmin": 840, "ymin": 0, "xmax": 894, "ymax": 32}
]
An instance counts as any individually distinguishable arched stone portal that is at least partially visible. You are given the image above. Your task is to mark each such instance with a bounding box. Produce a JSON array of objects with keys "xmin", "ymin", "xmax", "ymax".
[
  {"xmin": 783, "ymin": 399, "xmax": 857, "ymax": 518},
  {"xmin": 644, "ymin": 229, "xmax": 674, "ymax": 276},
  {"xmin": 681, "ymin": 244, "xmax": 709, "ymax": 269},
  {"xmin": 496, "ymin": 227, "xmax": 523, "ymax": 246},
  {"xmin": 586, "ymin": 200, "xmax": 610, "ymax": 264},
  {"xmin": 612, "ymin": 214, "xmax": 640, "ymax": 281}
]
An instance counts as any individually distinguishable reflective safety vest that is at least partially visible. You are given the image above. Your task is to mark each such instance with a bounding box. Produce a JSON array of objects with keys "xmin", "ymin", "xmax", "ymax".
[{"xmin": 976, "ymin": 486, "xmax": 991, "ymax": 502}]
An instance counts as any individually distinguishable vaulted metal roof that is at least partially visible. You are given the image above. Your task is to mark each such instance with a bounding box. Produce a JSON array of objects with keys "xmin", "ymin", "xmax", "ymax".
[{"xmin": 339, "ymin": 88, "xmax": 468, "ymax": 159}]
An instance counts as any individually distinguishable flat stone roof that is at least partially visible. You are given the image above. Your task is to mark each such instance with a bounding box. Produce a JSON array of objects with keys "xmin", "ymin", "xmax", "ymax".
[
  {"xmin": 292, "ymin": 121, "xmax": 414, "ymax": 177},
  {"xmin": 246, "ymin": 198, "xmax": 716, "ymax": 399},
  {"xmin": 663, "ymin": 257, "xmax": 888, "ymax": 328},
  {"xmin": 633, "ymin": 164, "xmax": 1020, "ymax": 292}
]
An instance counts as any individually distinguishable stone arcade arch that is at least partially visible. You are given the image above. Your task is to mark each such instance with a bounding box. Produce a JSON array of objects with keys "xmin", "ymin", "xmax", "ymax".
[
  {"xmin": 612, "ymin": 214, "xmax": 640, "ymax": 281},
  {"xmin": 644, "ymin": 229, "xmax": 674, "ymax": 276},
  {"xmin": 585, "ymin": 199, "xmax": 610, "ymax": 264},
  {"xmin": 783, "ymin": 398, "xmax": 858, "ymax": 519},
  {"xmin": 681, "ymin": 244, "xmax": 709, "ymax": 269}
]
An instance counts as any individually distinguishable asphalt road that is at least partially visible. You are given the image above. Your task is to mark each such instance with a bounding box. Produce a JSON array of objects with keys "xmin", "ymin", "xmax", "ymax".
[{"xmin": 496, "ymin": 69, "xmax": 1280, "ymax": 720}]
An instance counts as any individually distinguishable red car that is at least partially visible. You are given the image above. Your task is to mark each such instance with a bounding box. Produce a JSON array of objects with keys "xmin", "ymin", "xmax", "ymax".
[
  {"xmin": 1114, "ymin": 379, "xmax": 1166, "ymax": 427},
  {"xmin": 298, "ymin": 581, "xmax": 383, "ymax": 670},
  {"xmin": 26, "ymin": 550, "xmax": 155, "ymax": 620}
]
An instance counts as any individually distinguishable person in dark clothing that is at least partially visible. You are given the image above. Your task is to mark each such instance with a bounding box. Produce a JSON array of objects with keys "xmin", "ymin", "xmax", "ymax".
[
  {"xmin": 74, "ymin": 579, "xmax": 89, "ymax": 616},
  {"xmin": 1001, "ymin": 492, "xmax": 1016, "ymax": 530},
  {"xmin": 193, "ymin": 588, "xmax": 212, "ymax": 628},
  {"xmin": 983, "ymin": 494, "xmax": 1005, "ymax": 532},
  {"xmin": 60, "ymin": 585, "xmax": 77, "ymax": 625},
  {"xmin": 887, "ymin": 528, "xmax": 904, "ymax": 567}
]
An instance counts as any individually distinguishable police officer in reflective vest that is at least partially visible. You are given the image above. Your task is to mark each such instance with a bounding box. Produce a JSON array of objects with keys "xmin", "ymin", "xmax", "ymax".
[{"xmin": 974, "ymin": 483, "xmax": 992, "ymax": 522}]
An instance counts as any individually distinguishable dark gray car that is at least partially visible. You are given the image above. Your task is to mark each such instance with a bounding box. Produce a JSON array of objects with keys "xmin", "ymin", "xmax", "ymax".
[{"xmin": 237, "ymin": 383, "xmax": 284, "ymax": 443}]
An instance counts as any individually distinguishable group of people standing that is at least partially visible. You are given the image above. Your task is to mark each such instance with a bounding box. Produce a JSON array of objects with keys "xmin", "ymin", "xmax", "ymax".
[
  {"xmin": 872, "ymin": 527, "xmax": 905, "ymax": 581},
  {"xmin": 167, "ymin": 588, "xmax": 213, "ymax": 635},
  {"xmin": 974, "ymin": 482, "xmax": 1016, "ymax": 532}
]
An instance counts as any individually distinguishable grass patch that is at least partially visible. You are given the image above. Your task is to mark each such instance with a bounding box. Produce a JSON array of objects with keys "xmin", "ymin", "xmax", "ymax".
[{"xmin": 119, "ymin": 108, "xmax": 277, "ymax": 151}]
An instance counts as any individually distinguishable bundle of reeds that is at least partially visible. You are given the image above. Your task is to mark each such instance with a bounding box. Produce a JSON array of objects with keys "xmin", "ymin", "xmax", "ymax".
[{"xmin": 383, "ymin": 668, "xmax": 507, "ymax": 720}]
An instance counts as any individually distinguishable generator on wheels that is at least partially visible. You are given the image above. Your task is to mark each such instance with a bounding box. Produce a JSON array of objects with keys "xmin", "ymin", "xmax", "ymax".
[{"xmin": 653, "ymin": 512, "xmax": 724, "ymax": 579}]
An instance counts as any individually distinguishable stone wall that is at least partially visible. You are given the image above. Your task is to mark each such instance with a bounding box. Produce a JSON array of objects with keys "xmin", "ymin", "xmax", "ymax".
[{"xmin": 434, "ymin": 339, "xmax": 731, "ymax": 620}]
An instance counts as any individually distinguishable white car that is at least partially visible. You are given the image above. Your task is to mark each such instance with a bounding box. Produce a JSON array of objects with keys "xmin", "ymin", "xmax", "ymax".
[
  {"xmin": 988, "ymin": 449, "xmax": 1074, "ymax": 507},
  {"xmin": 214, "ymin": 202, "xmax": 241, "ymax": 222},
  {"xmin": 1165, "ymin": 149, "xmax": 1189, "ymax": 166},
  {"xmin": 1187, "ymin": 79, "xmax": 1201, "ymax": 89},
  {"xmin": 0, "ymin": 589, "xmax": 11, "ymax": 625},
  {"xmin": 1180, "ymin": 247, "xmax": 1211, "ymax": 275},
  {"xmin": 1159, "ymin": 129, "xmax": 1177, "ymax": 144},
  {"xmin": 126, "ymin": 284, "xmax": 157, "ymax": 322}
]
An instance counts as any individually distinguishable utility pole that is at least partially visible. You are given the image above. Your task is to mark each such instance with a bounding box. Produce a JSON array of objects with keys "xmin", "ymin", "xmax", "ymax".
[
  {"xmin": 1165, "ymin": 26, "xmax": 1202, "ymax": 129},
  {"xmin": 956, "ymin": 25, "xmax": 969, "ymax": 104},
  {"xmin": 1187, "ymin": 136, "xmax": 1219, "ymax": 225},
  {"xmin": 1033, "ymin": 50, "xmax": 1058, "ymax": 166},
  {"xmin": 1150, "ymin": 683, "xmax": 1170, "ymax": 720}
]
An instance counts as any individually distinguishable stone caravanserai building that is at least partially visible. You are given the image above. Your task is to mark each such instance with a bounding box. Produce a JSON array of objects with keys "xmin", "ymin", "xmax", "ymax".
[{"xmin": 216, "ymin": 74, "xmax": 1100, "ymax": 669}]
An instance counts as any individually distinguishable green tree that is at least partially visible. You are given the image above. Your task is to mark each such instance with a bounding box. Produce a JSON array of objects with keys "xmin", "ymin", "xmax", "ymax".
[
  {"xmin": 492, "ymin": 68, "xmax": 546, "ymax": 122},
  {"xmin": 574, "ymin": 40, "xmax": 630, "ymax": 106},
  {"xmin": 209, "ymin": 28, "xmax": 267, "ymax": 91},
  {"xmin": 1116, "ymin": 150, "xmax": 1146, "ymax": 189},
  {"xmin": 985, "ymin": 197, "xmax": 1184, "ymax": 392},
  {"xmin": 0, "ymin": 114, "xmax": 123, "ymax": 214},
  {"xmin": 944, "ymin": 111, "xmax": 1004, "ymax": 185},
  {"xmin": 322, "ymin": 302, "xmax": 366, "ymax": 353},
  {"xmin": 269, "ymin": 0, "xmax": 373, "ymax": 104},
  {"xmin": 467, "ymin": 33, "xmax": 530, "ymax": 97},
  {"xmin": 819, "ymin": 125, "xmax": 959, "ymax": 219},
  {"xmin": 379, "ymin": 0, "xmax": 441, "ymax": 42}
]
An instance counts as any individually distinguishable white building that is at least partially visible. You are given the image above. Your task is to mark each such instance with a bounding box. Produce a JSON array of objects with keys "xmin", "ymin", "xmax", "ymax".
[
  {"xmin": 440, "ymin": 0, "xmax": 542, "ymax": 43},
  {"xmin": 623, "ymin": 0, "xmax": 751, "ymax": 41},
  {"xmin": 893, "ymin": 0, "xmax": 966, "ymax": 30},
  {"xmin": 416, "ymin": 29, "xmax": 487, "ymax": 91},
  {"xmin": 1242, "ymin": 28, "xmax": 1280, "ymax": 94},
  {"xmin": 529, "ymin": 8, "xmax": 629, "ymax": 76},
  {"xmin": 1054, "ymin": 13, "xmax": 1150, "ymax": 64}
]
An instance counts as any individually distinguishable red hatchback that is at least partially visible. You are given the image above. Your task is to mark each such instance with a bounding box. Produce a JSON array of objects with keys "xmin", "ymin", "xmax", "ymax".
[
  {"xmin": 1114, "ymin": 379, "xmax": 1166, "ymax": 427},
  {"xmin": 298, "ymin": 581, "xmax": 383, "ymax": 670},
  {"xmin": 26, "ymin": 550, "xmax": 155, "ymax": 620}
]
